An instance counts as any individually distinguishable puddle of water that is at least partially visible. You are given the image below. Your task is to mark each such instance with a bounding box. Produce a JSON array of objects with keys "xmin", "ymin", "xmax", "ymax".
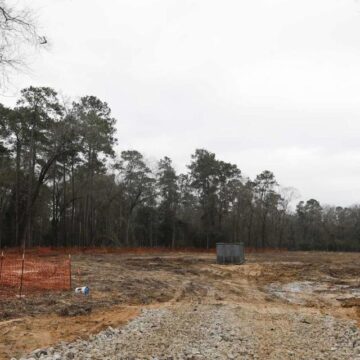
[{"xmin": 267, "ymin": 281, "xmax": 360, "ymax": 305}]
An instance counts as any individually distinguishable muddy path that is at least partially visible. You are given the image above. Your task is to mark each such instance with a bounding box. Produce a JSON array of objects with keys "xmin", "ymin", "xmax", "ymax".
[{"xmin": 0, "ymin": 251, "xmax": 359, "ymax": 359}]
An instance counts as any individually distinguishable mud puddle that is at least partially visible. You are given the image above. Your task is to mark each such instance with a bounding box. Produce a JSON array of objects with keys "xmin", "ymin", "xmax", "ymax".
[{"xmin": 267, "ymin": 281, "xmax": 360, "ymax": 305}]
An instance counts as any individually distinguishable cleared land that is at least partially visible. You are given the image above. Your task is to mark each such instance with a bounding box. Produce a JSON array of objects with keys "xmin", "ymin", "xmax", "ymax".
[{"xmin": 0, "ymin": 251, "xmax": 359, "ymax": 359}]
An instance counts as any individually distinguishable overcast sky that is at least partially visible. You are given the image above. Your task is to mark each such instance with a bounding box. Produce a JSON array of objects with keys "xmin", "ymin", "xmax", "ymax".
[{"xmin": 2, "ymin": 0, "xmax": 360, "ymax": 206}]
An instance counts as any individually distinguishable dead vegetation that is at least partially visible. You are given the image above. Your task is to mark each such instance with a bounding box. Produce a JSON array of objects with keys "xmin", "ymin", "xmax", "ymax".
[{"xmin": 0, "ymin": 251, "xmax": 359, "ymax": 359}]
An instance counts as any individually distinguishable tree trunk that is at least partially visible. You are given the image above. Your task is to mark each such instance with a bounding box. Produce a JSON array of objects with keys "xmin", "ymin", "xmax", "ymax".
[
  {"xmin": 71, "ymin": 159, "xmax": 75, "ymax": 247},
  {"xmin": 23, "ymin": 121, "xmax": 35, "ymax": 249},
  {"xmin": 125, "ymin": 217, "xmax": 130, "ymax": 246},
  {"xmin": 261, "ymin": 211, "xmax": 267, "ymax": 248},
  {"xmin": 248, "ymin": 207, "xmax": 253, "ymax": 248},
  {"xmin": 52, "ymin": 162, "xmax": 57, "ymax": 246},
  {"xmin": 171, "ymin": 217, "xmax": 176, "ymax": 249},
  {"xmin": 62, "ymin": 162, "xmax": 67, "ymax": 246},
  {"xmin": 15, "ymin": 138, "xmax": 21, "ymax": 247}
]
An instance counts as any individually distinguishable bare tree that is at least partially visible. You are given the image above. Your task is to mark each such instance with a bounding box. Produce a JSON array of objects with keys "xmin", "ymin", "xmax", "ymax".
[{"xmin": 0, "ymin": 1, "xmax": 45, "ymax": 85}]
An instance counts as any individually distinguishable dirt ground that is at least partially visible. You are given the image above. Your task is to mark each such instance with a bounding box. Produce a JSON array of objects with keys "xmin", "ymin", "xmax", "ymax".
[{"xmin": 0, "ymin": 251, "xmax": 359, "ymax": 359}]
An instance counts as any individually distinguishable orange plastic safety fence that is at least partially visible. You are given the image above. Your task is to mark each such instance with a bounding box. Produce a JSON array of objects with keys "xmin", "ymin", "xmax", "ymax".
[{"xmin": 0, "ymin": 254, "xmax": 71, "ymax": 298}]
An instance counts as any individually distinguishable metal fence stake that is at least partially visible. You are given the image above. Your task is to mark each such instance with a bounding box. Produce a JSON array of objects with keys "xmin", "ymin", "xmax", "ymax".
[
  {"xmin": 19, "ymin": 252, "xmax": 25, "ymax": 298},
  {"xmin": 68, "ymin": 254, "xmax": 72, "ymax": 289}
]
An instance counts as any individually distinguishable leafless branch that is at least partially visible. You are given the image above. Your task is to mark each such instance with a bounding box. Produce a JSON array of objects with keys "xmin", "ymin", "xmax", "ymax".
[{"xmin": 0, "ymin": 1, "xmax": 46, "ymax": 87}]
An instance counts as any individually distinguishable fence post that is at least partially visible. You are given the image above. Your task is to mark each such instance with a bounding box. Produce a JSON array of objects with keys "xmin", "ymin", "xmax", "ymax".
[
  {"xmin": 19, "ymin": 252, "xmax": 25, "ymax": 298},
  {"xmin": 0, "ymin": 251, "xmax": 3, "ymax": 284},
  {"xmin": 68, "ymin": 254, "xmax": 72, "ymax": 290}
]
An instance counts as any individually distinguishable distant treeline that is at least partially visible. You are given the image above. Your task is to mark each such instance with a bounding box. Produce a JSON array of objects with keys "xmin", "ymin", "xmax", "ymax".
[{"xmin": 0, "ymin": 87, "xmax": 359, "ymax": 251}]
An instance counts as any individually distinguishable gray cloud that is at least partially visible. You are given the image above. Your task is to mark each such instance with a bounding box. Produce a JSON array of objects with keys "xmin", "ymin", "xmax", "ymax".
[{"xmin": 2, "ymin": 0, "xmax": 360, "ymax": 206}]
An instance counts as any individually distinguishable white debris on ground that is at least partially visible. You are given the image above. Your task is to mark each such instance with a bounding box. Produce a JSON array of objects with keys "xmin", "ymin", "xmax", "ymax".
[
  {"xmin": 17, "ymin": 303, "xmax": 360, "ymax": 360},
  {"xmin": 267, "ymin": 281, "xmax": 360, "ymax": 305}
]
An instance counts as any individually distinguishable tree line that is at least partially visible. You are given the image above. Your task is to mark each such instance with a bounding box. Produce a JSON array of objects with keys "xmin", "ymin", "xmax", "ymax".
[{"xmin": 0, "ymin": 87, "xmax": 359, "ymax": 251}]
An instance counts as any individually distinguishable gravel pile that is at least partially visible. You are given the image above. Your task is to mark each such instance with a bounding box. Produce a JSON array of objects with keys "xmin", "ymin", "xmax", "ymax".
[{"xmin": 17, "ymin": 304, "xmax": 360, "ymax": 360}]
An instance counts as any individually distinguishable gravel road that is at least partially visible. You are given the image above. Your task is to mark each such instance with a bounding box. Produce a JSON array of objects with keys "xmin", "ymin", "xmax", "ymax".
[{"xmin": 19, "ymin": 303, "xmax": 360, "ymax": 360}]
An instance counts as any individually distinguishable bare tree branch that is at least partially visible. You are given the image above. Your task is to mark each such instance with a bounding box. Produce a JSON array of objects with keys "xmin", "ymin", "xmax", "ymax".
[{"xmin": 0, "ymin": 1, "xmax": 46, "ymax": 87}]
